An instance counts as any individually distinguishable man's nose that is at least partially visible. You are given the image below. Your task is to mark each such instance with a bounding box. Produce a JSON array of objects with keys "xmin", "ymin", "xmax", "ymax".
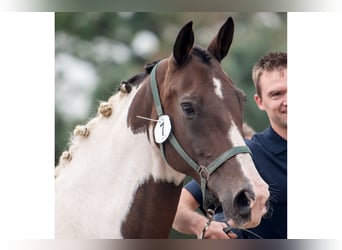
[{"xmin": 282, "ymin": 93, "xmax": 287, "ymax": 106}]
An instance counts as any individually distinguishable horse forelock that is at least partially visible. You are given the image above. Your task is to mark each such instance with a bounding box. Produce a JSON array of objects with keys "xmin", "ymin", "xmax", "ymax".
[{"xmin": 192, "ymin": 46, "xmax": 212, "ymax": 65}]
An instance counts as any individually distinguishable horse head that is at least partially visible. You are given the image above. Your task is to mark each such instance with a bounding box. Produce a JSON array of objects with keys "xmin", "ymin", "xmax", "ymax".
[{"xmin": 130, "ymin": 17, "xmax": 269, "ymax": 228}]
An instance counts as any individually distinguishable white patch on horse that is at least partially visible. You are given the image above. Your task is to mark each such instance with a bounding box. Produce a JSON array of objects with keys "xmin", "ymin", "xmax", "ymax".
[
  {"xmin": 213, "ymin": 77, "xmax": 223, "ymax": 99},
  {"xmin": 228, "ymin": 121, "xmax": 246, "ymax": 147},
  {"xmin": 228, "ymin": 121, "xmax": 265, "ymax": 196},
  {"xmin": 55, "ymin": 83, "xmax": 185, "ymax": 238},
  {"xmin": 228, "ymin": 121, "xmax": 253, "ymax": 170}
]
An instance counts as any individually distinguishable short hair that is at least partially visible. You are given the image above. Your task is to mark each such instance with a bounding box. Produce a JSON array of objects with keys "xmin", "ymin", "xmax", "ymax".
[{"xmin": 252, "ymin": 52, "xmax": 287, "ymax": 98}]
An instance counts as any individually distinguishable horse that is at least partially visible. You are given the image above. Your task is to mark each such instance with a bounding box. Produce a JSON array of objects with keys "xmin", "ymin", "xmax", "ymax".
[{"xmin": 55, "ymin": 17, "xmax": 269, "ymax": 239}]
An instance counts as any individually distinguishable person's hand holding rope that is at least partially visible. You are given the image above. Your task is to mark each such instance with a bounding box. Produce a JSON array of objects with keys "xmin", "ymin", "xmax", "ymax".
[
  {"xmin": 200, "ymin": 209, "xmax": 237, "ymax": 239},
  {"xmin": 200, "ymin": 220, "xmax": 238, "ymax": 239}
]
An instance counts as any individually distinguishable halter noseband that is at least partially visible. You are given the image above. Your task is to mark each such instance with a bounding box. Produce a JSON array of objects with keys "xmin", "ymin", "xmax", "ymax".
[{"xmin": 150, "ymin": 62, "xmax": 252, "ymax": 211}]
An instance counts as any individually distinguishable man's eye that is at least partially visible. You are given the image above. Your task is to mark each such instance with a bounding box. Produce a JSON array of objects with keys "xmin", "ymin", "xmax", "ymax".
[
  {"xmin": 270, "ymin": 91, "xmax": 281, "ymax": 99},
  {"xmin": 273, "ymin": 93, "xmax": 281, "ymax": 99},
  {"xmin": 181, "ymin": 103, "xmax": 196, "ymax": 116}
]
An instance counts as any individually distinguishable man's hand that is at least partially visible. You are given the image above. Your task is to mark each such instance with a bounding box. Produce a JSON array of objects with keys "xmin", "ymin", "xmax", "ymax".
[{"xmin": 199, "ymin": 221, "xmax": 238, "ymax": 239}]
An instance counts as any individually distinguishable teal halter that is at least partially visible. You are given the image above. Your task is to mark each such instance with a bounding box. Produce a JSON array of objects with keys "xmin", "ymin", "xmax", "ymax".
[{"xmin": 150, "ymin": 62, "xmax": 252, "ymax": 210}]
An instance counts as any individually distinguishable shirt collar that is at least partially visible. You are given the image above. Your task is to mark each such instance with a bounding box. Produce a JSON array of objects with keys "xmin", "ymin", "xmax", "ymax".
[{"xmin": 263, "ymin": 126, "xmax": 287, "ymax": 155}]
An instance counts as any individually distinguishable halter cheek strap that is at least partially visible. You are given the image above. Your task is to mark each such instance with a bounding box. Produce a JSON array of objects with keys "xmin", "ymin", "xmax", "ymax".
[{"xmin": 150, "ymin": 62, "xmax": 252, "ymax": 210}]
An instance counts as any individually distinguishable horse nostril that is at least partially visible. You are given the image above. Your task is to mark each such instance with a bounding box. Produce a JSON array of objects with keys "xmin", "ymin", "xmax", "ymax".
[
  {"xmin": 263, "ymin": 198, "xmax": 272, "ymax": 219},
  {"xmin": 265, "ymin": 198, "xmax": 270, "ymax": 210},
  {"xmin": 234, "ymin": 190, "xmax": 254, "ymax": 217}
]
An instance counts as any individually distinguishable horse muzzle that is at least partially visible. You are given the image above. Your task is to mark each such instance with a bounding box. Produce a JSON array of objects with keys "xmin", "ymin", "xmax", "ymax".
[{"xmin": 219, "ymin": 183, "xmax": 270, "ymax": 228}]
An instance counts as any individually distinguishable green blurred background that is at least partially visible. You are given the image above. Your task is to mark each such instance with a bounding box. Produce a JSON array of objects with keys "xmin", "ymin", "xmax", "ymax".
[{"xmin": 55, "ymin": 12, "xmax": 287, "ymax": 238}]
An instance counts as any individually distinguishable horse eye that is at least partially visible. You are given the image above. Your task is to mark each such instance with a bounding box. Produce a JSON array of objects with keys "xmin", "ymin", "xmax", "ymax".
[{"xmin": 181, "ymin": 103, "xmax": 196, "ymax": 116}]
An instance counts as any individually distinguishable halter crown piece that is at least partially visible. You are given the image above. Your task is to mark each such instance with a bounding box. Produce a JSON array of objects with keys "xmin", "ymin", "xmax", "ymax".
[{"xmin": 150, "ymin": 62, "xmax": 252, "ymax": 212}]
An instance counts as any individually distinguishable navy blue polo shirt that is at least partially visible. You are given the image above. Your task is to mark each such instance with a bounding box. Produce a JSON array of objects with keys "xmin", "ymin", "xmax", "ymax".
[{"xmin": 184, "ymin": 126, "xmax": 287, "ymax": 239}]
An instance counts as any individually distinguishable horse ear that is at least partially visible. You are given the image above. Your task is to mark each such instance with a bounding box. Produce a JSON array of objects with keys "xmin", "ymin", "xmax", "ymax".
[
  {"xmin": 207, "ymin": 17, "xmax": 234, "ymax": 62},
  {"xmin": 173, "ymin": 21, "xmax": 194, "ymax": 66}
]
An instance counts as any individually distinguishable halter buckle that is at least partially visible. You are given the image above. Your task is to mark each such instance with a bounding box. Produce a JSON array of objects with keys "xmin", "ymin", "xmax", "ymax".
[{"xmin": 199, "ymin": 165, "xmax": 210, "ymax": 180}]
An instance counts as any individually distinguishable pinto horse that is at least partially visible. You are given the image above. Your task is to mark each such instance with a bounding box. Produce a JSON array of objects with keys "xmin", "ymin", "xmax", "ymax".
[{"xmin": 55, "ymin": 17, "xmax": 269, "ymax": 238}]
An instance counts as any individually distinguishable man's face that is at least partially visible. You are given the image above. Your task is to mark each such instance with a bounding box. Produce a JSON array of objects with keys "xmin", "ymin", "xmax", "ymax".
[{"xmin": 254, "ymin": 68, "xmax": 287, "ymax": 130}]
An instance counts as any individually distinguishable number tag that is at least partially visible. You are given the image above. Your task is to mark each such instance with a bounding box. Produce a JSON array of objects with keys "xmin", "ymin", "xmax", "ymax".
[{"xmin": 154, "ymin": 115, "xmax": 172, "ymax": 143}]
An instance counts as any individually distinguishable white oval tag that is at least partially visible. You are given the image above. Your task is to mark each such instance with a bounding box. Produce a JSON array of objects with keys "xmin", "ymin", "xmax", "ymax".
[{"xmin": 154, "ymin": 115, "xmax": 172, "ymax": 143}]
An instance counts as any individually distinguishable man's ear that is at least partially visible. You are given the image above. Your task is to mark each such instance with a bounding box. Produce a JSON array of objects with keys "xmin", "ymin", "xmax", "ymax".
[{"xmin": 254, "ymin": 94, "xmax": 265, "ymax": 111}]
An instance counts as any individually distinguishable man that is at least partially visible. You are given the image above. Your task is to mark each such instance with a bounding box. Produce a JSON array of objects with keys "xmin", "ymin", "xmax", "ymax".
[{"xmin": 172, "ymin": 52, "xmax": 287, "ymax": 239}]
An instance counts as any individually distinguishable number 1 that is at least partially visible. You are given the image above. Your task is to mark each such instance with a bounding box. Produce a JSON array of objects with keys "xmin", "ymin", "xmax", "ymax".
[{"xmin": 160, "ymin": 121, "xmax": 164, "ymax": 136}]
